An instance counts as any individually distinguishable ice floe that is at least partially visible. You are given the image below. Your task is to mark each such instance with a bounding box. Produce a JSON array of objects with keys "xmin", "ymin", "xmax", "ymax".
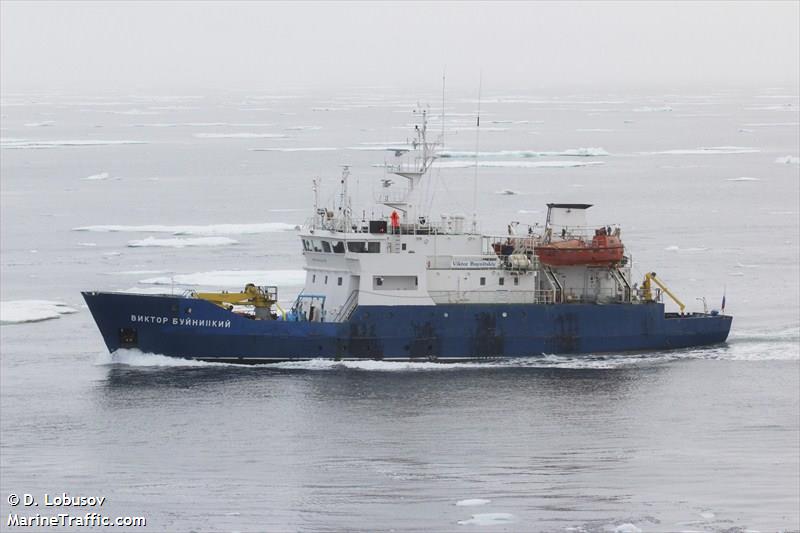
[
  {"xmin": 250, "ymin": 147, "xmax": 337, "ymax": 152},
  {"xmin": 648, "ymin": 146, "xmax": 759, "ymax": 155},
  {"xmin": 108, "ymin": 108, "xmax": 159, "ymax": 115},
  {"xmin": 193, "ymin": 132, "xmax": 287, "ymax": 139},
  {"xmin": 439, "ymin": 147, "xmax": 608, "ymax": 158},
  {"xmin": 24, "ymin": 121, "xmax": 55, "ymax": 127},
  {"xmin": 117, "ymin": 287, "xmax": 183, "ymax": 295},
  {"xmin": 495, "ymin": 189, "xmax": 520, "ymax": 195},
  {"xmin": 613, "ymin": 524, "xmax": 642, "ymax": 533},
  {"xmin": 433, "ymin": 160, "xmax": 605, "ymax": 169},
  {"xmin": 1, "ymin": 139, "xmax": 148, "ymax": 149},
  {"xmin": 81, "ymin": 172, "xmax": 113, "ymax": 181},
  {"xmin": 73, "ymin": 222, "xmax": 297, "ymax": 235},
  {"xmin": 113, "ymin": 270, "xmax": 169, "ymax": 275},
  {"xmin": 126, "ymin": 236, "xmax": 239, "ymax": 248},
  {"xmin": 1, "ymin": 300, "xmax": 77, "ymax": 325},
  {"xmin": 775, "ymin": 155, "xmax": 799, "ymax": 165},
  {"xmin": 139, "ymin": 270, "xmax": 306, "ymax": 287},
  {"xmin": 457, "ymin": 513, "xmax": 515, "ymax": 526},
  {"xmin": 665, "ymin": 245, "xmax": 708, "ymax": 252},
  {"xmin": 455, "ymin": 499, "xmax": 491, "ymax": 507},
  {"xmin": 284, "ymin": 125, "xmax": 323, "ymax": 131},
  {"xmin": 743, "ymin": 122, "xmax": 799, "ymax": 127},
  {"xmin": 726, "ymin": 177, "xmax": 760, "ymax": 182},
  {"xmin": 633, "ymin": 106, "xmax": 672, "ymax": 112}
]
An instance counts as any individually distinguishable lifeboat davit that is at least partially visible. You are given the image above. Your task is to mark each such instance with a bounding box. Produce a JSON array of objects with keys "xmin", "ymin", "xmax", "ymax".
[{"xmin": 535, "ymin": 228, "xmax": 624, "ymax": 266}]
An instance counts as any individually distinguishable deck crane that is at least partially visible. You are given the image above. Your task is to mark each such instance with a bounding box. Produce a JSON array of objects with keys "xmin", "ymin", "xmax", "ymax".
[
  {"xmin": 642, "ymin": 272, "xmax": 685, "ymax": 314},
  {"xmin": 194, "ymin": 284, "xmax": 285, "ymax": 320}
]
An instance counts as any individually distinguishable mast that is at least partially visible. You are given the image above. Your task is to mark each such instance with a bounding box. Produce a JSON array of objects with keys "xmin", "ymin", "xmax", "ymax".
[
  {"xmin": 379, "ymin": 105, "xmax": 439, "ymax": 222},
  {"xmin": 471, "ymin": 73, "xmax": 482, "ymax": 234}
]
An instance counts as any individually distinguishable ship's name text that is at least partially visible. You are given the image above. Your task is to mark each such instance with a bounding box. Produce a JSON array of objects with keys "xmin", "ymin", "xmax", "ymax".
[{"xmin": 130, "ymin": 315, "xmax": 231, "ymax": 328}]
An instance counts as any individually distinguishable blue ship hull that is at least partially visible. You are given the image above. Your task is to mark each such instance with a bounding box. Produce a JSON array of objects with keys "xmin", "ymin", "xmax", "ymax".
[{"xmin": 82, "ymin": 291, "xmax": 732, "ymax": 362}]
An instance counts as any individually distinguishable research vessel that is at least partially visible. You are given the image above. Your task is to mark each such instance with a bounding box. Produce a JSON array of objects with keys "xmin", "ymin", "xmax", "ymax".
[{"xmin": 83, "ymin": 109, "xmax": 732, "ymax": 362}]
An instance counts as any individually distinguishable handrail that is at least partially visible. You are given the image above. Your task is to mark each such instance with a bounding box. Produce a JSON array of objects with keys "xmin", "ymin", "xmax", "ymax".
[{"xmin": 334, "ymin": 290, "xmax": 360, "ymax": 322}]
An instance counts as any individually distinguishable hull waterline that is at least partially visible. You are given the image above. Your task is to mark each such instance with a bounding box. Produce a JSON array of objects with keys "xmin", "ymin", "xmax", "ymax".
[{"xmin": 83, "ymin": 291, "xmax": 732, "ymax": 363}]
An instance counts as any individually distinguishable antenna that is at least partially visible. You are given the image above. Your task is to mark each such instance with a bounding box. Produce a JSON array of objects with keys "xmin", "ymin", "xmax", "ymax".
[
  {"xmin": 441, "ymin": 69, "xmax": 446, "ymax": 147},
  {"xmin": 471, "ymin": 72, "xmax": 482, "ymax": 234}
]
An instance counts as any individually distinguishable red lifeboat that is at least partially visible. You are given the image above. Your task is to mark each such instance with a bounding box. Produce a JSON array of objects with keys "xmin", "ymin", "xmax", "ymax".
[{"xmin": 535, "ymin": 227, "xmax": 624, "ymax": 266}]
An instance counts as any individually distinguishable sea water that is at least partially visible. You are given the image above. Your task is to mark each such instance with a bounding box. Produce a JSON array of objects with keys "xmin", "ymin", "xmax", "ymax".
[{"xmin": 1, "ymin": 87, "xmax": 798, "ymax": 531}]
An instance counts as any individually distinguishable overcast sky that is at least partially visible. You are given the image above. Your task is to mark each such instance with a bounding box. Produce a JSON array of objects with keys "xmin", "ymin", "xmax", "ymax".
[{"xmin": 2, "ymin": 1, "xmax": 798, "ymax": 94}]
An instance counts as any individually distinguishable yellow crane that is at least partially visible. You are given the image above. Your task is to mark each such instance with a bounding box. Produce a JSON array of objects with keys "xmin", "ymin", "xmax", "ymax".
[
  {"xmin": 641, "ymin": 272, "xmax": 685, "ymax": 314},
  {"xmin": 194, "ymin": 284, "xmax": 285, "ymax": 319}
]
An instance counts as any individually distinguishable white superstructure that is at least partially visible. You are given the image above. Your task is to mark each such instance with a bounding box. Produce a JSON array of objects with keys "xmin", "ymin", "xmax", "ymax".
[{"xmin": 292, "ymin": 109, "xmax": 634, "ymax": 323}]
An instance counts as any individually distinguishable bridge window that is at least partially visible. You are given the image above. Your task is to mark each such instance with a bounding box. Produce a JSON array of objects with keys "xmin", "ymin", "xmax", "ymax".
[
  {"xmin": 337, "ymin": 277, "xmax": 342, "ymax": 286},
  {"xmin": 499, "ymin": 277, "xmax": 505, "ymax": 286},
  {"xmin": 312, "ymin": 240, "xmax": 322, "ymax": 252},
  {"xmin": 480, "ymin": 277, "xmax": 486, "ymax": 286},
  {"xmin": 347, "ymin": 241, "xmax": 381, "ymax": 253},
  {"xmin": 322, "ymin": 241, "xmax": 332, "ymax": 253},
  {"xmin": 302, "ymin": 239, "xmax": 311, "ymax": 251},
  {"xmin": 347, "ymin": 241, "xmax": 366, "ymax": 253},
  {"xmin": 332, "ymin": 241, "xmax": 345, "ymax": 253},
  {"xmin": 514, "ymin": 277, "xmax": 519, "ymax": 286}
]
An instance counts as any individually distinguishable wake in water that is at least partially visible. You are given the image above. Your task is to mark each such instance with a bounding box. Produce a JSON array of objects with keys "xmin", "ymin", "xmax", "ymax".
[{"xmin": 93, "ymin": 329, "xmax": 800, "ymax": 371}]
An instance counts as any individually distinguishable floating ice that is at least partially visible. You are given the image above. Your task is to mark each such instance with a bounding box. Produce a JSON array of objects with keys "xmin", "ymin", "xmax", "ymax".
[
  {"xmin": 108, "ymin": 109, "xmax": 159, "ymax": 115},
  {"xmin": 193, "ymin": 133, "xmax": 287, "ymax": 139},
  {"xmin": 139, "ymin": 270, "xmax": 306, "ymax": 287},
  {"xmin": 284, "ymin": 125, "xmax": 322, "ymax": 131},
  {"xmin": 1, "ymin": 300, "xmax": 77, "ymax": 325},
  {"xmin": 250, "ymin": 147, "xmax": 337, "ymax": 152},
  {"xmin": 456, "ymin": 499, "xmax": 491, "ymax": 507},
  {"xmin": 433, "ymin": 160, "xmax": 605, "ymax": 169},
  {"xmin": 126, "ymin": 236, "xmax": 239, "ymax": 248},
  {"xmin": 81, "ymin": 172, "xmax": 112, "ymax": 181},
  {"xmin": 633, "ymin": 106, "xmax": 672, "ymax": 112},
  {"xmin": 117, "ymin": 287, "xmax": 183, "ymax": 295},
  {"xmin": 439, "ymin": 148, "xmax": 608, "ymax": 158},
  {"xmin": 457, "ymin": 513, "xmax": 514, "ymax": 526},
  {"xmin": 73, "ymin": 222, "xmax": 297, "ymax": 235},
  {"xmin": 648, "ymin": 146, "xmax": 759, "ymax": 155},
  {"xmin": 76, "ymin": 242, "xmax": 97, "ymax": 247},
  {"xmin": 665, "ymin": 245, "xmax": 708, "ymax": 252},
  {"xmin": 495, "ymin": 189, "xmax": 519, "ymax": 195},
  {"xmin": 775, "ymin": 155, "xmax": 799, "ymax": 165},
  {"xmin": 1, "ymin": 139, "xmax": 147, "ymax": 149},
  {"xmin": 613, "ymin": 524, "xmax": 642, "ymax": 533},
  {"xmin": 726, "ymin": 177, "xmax": 760, "ymax": 182},
  {"xmin": 743, "ymin": 122, "xmax": 799, "ymax": 127},
  {"xmin": 113, "ymin": 270, "xmax": 169, "ymax": 275},
  {"xmin": 347, "ymin": 144, "xmax": 416, "ymax": 152},
  {"xmin": 24, "ymin": 121, "xmax": 55, "ymax": 127}
]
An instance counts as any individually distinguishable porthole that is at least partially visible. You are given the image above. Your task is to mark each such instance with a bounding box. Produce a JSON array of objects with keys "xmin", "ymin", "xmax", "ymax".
[
  {"xmin": 502, "ymin": 311, "xmax": 508, "ymax": 318},
  {"xmin": 443, "ymin": 312, "xmax": 449, "ymax": 318}
]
